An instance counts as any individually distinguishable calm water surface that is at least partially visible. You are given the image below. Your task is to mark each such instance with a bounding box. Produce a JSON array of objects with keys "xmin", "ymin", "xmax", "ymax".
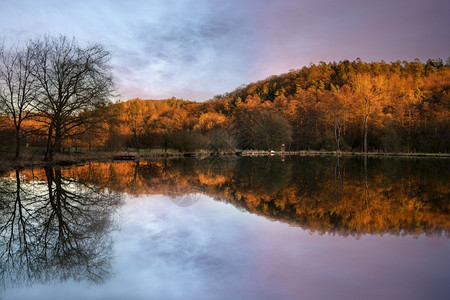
[{"xmin": 0, "ymin": 157, "xmax": 449, "ymax": 300}]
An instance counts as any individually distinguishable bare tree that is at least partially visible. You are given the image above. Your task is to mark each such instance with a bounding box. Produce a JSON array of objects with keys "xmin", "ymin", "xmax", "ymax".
[
  {"xmin": 0, "ymin": 42, "xmax": 38, "ymax": 159},
  {"xmin": 31, "ymin": 35, "xmax": 115, "ymax": 160}
]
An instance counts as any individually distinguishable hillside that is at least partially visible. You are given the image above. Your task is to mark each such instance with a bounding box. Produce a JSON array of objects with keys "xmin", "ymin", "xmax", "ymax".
[{"xmin": 1, "ymin": 58, "xmax": 449, "ymax": 154}]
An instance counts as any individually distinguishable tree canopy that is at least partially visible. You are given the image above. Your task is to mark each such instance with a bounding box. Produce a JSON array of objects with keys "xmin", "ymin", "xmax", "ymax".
[
  {"xmin": 1, "ymin": 56, "xmax": 449, "ymax": 154},
  {"xmin": 0, "ymin": 35, "xmax": 115, "ymax": 160}
]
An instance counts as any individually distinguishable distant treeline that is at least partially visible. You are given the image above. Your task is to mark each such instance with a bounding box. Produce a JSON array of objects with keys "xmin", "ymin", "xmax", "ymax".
[{"xmin": 1, "ymin": 56, "xmax": 449, "ymax": 157}]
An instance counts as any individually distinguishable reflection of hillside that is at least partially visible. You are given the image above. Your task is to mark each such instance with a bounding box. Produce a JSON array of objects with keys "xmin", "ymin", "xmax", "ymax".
[{"xmin": 5, "ymin": 157, "xmax": 449, "ymax": 236}]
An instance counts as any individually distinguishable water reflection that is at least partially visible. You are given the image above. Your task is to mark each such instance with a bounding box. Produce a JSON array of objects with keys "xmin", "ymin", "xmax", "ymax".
[
  {"xmin": 1, "ymin": 157, "xmax": 448, "ymax": 299},
  {"xmin": 29, "ymin": 156, "xmax": 449, "ymax": 237},
  {"xmin": 0, "ymin": 167, "xmax": 123, "ymax": 290}
]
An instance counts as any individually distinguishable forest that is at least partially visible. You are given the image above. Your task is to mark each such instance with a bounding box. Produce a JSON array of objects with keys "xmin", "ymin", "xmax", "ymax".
[{"xmin": 1, "ymin": 36, "xmax": 449, "ymax": 159}]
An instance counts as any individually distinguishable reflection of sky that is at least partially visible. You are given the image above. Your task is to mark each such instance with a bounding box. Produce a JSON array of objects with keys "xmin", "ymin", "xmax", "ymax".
[{"xmin": 4, "ymin": 194, "xmax": 450, "ymax": 300}]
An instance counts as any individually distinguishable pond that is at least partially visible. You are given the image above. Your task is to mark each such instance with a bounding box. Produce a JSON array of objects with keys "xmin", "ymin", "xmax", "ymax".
[{"xmin": 0, "ymin": 156, "xmax": 449, "ymax": 300}]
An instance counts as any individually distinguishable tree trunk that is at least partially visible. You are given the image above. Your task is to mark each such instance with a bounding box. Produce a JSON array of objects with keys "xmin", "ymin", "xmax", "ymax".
[
  {"xmin": 44, "ymin": 124, "xmax": 54, "ymax": 161},
  {"xmin": 54, "ymin": 125, "xmax": 62, "ymax": 154},
  {"xmin": 164, "ymin": 133, "xmax": 168, "ymax": 152},
  {"xmin": 334, "ymin": 115, "xmax": 340, "ymax": 152},
  {"xmin": 135, "ymin": 133, "xmax": 139, "ymax": 153},
  {"xmin": 363, "ymin": 114, "xmax": 369, "ymax": 153},
  {"xmin": 15, "ymin": 129, "xmax": 21, "ymax": 159}
]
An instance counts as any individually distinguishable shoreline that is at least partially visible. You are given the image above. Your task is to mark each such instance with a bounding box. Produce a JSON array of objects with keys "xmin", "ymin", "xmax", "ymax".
[{"xmin": 1, "ymin": 150, "xmax": 449, "ymax": 174}]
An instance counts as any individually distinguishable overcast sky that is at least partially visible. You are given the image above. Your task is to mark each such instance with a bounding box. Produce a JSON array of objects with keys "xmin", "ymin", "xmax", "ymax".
[{"xmin": 0, "ymin": 0, "xmax": 448, "ymax": 101}]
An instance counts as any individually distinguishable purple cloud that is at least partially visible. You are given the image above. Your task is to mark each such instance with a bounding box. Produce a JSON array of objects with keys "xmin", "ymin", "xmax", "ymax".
[{"xmin": 0, "ymin": 0, "xmax": 448, "ymax": 101}]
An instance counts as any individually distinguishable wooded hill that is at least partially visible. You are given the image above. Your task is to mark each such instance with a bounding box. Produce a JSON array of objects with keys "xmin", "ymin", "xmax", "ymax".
[{"xmin": 1, "ymin": 58, "xmax": 449, "ymax": 155}]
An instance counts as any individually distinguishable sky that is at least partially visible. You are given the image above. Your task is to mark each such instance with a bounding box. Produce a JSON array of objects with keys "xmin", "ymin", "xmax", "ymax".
[{"xmin": 0, "ymin": 0, "xmax": 448, "ymax": 102}]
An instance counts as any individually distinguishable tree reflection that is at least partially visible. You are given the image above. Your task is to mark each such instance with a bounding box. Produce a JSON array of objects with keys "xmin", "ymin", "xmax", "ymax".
[
  {"xmin": 67, "ymin": 157, "xmax": 447, "ymax": 237},
  {"xmin": 0, "ymin": 167, "xmax": 123, "ymax": 290},
  {"xmin": 234, "ymin": 156, "xmax": 292, "ymax": 194},
  {"xmin": 3, "ymin": 156, "xmax": 447, "ymax": 252}
]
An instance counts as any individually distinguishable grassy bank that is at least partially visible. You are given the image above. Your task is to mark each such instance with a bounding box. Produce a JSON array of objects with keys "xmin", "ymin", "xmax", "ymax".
[
  {"xmin": 1, "ymin": 149, "xmax": 449, "ymax": 174},
  {"xmin": 0, "ymin": 149, "xmax": 181, "ymax": 174}
]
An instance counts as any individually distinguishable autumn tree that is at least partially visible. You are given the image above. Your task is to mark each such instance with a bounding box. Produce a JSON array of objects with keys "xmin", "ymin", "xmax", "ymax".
[
  {"xmin": 232, "ymin": 103, "xmax": 262, "ymax": 149},
  {"xmin": 322, "ymin": 84, "xmax": 351, "ymax": 152},
  {"xmin": 31, "ymin": 35, "xmax": 114, "ymax": 160},
  {"xmin": 194, "ymin": 112, "xmax": 227, "ymax": 132},
  {"xmin": 293, "ymin": 87, "xmax": 328, "ymax": 150},
  {"xmin": 125, "ymin": 99, "xmax": 147, "ymax": 151},
  {"xmin": 152, "ymin": 108, "xmax": 188, "ymax": 151},
  {"xmin": 350, "ymin": 73, "xmax": 387, "ymax": 152},
  {"xmin": 0, "ymin": 41, "xmax": 37, "ymax": 158},
  {"xmin": 168, "ymin": 131, "xmax": 208, "ymax": 152},
  {"xmin": 253, "ymin": 113, "xmax": 292, "ymax": 150},
  {"xmin": 5, "ymin": 58, "xmax": 441, "ymax": 154}
]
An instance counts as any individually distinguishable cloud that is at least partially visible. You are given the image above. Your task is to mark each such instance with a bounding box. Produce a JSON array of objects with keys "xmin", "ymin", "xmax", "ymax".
[
  {"xmin": 0, "ymin": 0, "xmax": 448, "ymax": 101},
  {"xmin": 104, "ymin": 0, "xmax": 261, "ymax": 100},
  {"xmin": 253, "ymin": 0, "xmax": 450, "ymax": 77}
]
